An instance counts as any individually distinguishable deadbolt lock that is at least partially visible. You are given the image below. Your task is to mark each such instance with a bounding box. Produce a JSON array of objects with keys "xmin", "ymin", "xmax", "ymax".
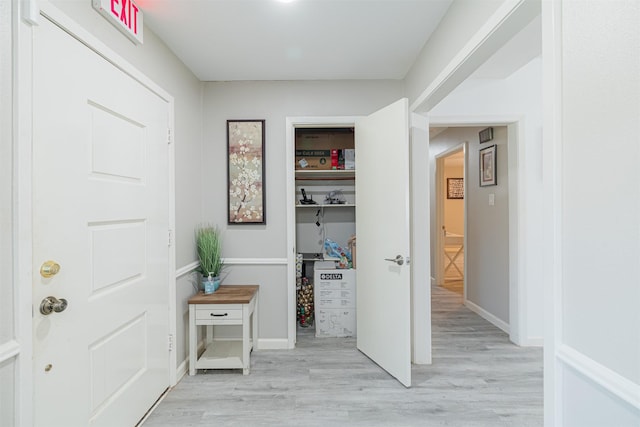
[{"xmin": 40, "ymin": 261, "xmax": 61, "ymax": 278}]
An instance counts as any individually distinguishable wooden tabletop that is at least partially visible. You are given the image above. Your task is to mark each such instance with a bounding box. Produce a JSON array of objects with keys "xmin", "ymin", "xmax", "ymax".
[{"xmin": 188, "ymin": 285, "xmax": 259, "ymax": 305}]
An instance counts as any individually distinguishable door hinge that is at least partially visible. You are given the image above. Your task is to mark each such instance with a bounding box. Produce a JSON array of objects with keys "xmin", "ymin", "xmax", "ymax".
[
  {"xmin": 168, "ymin": 229, "xmax": 173, "ymax": 247},
  {"xmin": 168, "ymin": 334, "xmax": 174, "ymax": 351},
  {"xmin": 167, "ymin": 128, "xmax": 172, "ymax": 144}
]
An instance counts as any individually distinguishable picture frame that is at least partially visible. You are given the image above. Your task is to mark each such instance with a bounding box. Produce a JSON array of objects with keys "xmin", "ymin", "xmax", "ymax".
[
  {"xmin": 479, "ymin": 127, "xmax": 494, "ymax": 143},
  {"xmin": 479, "ymin": 144, "xmax": 497, "ymax": 187},
  {"xmin": 447, "ymin": 178, "xmax": 464, "ymax": 199},
  {"xmin": 227, "ymin": 120, "xmax": 266, "ymax": 224}
]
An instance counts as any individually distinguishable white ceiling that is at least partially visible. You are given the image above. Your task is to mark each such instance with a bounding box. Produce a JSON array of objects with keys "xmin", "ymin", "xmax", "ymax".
[{"xmin": 139, "ymin": 0, "xmax": 454, "ymax": 82}]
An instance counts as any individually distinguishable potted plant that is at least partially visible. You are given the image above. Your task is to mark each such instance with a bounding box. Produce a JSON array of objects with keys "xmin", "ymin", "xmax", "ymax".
[{"xmin": 196, "ymin": 225, "xmax": 223, "ymax": 294}]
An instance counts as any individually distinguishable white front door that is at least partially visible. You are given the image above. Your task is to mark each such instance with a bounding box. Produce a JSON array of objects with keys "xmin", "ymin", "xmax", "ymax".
[
  {"xmin": 32, "ymin": 17, "xmax": 170, "ymax": 426},
  {"xmin": 355, "ymin": 98, "xmax": 412, "ymax": 387}
]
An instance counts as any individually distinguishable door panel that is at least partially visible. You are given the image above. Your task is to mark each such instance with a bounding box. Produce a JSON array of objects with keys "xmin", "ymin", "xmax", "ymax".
[
  {"xmin": 33, "ymin": 17, "xmax": 169, "ymax": 427},
  {"xmin": 356, "ymin": 98, "xmax": 412, "ymax": 387}
]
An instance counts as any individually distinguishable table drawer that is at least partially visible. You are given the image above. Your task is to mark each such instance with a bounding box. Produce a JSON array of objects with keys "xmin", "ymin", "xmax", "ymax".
[{"xmin": 196, "ymin": 308, "xmax": 242, "ymax": 321}]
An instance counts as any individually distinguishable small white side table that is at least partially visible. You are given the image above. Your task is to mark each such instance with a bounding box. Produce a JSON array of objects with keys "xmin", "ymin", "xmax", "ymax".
[{"xmin": 188, "ymin": 285, "xmax": 259, "ymax": 375}]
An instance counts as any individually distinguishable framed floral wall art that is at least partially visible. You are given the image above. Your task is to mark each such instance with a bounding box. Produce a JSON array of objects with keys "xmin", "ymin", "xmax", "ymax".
[{"xmin": 227, "ymin": 120, "xmax": 266, "ymax": 224}]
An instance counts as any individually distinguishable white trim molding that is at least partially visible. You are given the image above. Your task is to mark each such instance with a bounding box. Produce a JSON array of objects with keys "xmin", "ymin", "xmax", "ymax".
[
  {"xmin": 541, "ymin": 1, "xmax": 563, "ymax": 424},
  {"xmin": 0, "ymin": 341, "xmax": 20, "ymax": 363},
  {"xmin": 521, "ymin": 337, "xmax": 544, "ymax": 347},
  {"xmin": 177, "ymin": 259, "xmax": 287, "ymax": 278},
  {"xmin": 411, "ymin": 0, "xmax": 538, "ymax": 112},
  {"xmin": 285, "ymin": 116, "xmax": 360, "ymax": 350},
  {"xmin": 176, "ymin": 261, "xmax": 199, "ymax": 278},
  {"xmin": 430, "ymin": 115, "xmax": 526, "ymax": 346},
  {"xmin": 557, "ymin": 344, "xmax": 640, "ymax": 411},
  {"xmin": 176, "ymin": 358, "xmax": 188, "ymax": 381},
  {"xmin": 222, "ymin": 258, "xmax": 287, "ymax": 265},
  {"xmin": 464, "ymin": 299, "xmax": 510, "ymax": 335},
  {"xmin": 257, "ymin": 338, "xmax": 290, "ymax": 350}
]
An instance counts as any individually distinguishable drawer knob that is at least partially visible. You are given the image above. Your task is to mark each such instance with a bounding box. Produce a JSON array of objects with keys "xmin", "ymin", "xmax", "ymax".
[{"xmin": 211, "ymin": 313, "xmax": 228, "ymax": 317}]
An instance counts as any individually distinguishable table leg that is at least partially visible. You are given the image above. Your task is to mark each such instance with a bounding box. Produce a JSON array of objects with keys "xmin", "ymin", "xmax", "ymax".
[
  {"xmin": 252, "ymin": 291, "xmax": 259, "ymax": 352},
  {"xmin": 444, "ymin": 245, "xmax": 464, "ymax": 278},
  {"xmin": 242, "ymin": 304, "xmax": 250, "ymax": 375},
  {"xmin": 188, "ymin": 304, "xmax": 196, "ymax": 375}
]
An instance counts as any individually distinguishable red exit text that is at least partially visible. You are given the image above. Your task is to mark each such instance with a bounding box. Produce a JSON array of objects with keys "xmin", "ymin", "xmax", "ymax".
[{"xmin": 110, "ymin": 0, "xmax": 140, "ymax": 35}]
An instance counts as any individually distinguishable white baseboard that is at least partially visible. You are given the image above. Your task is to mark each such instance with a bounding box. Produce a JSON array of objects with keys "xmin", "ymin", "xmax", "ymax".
[
  {"xmin": 464, "ymin": 299, "xmax": 510, "ymax": 334},
  {"xmin": 222, "ymin": 258, "xmax": 287, "ymax": 265},
  {"xmin": 521, "ymin": 337, "xmax": 544, "ymax": 347},
  {"xmin": 257, "ymin": 338, "xmax": 289, "ymax": 350},
  {"xmin": 175, "ymin": 358, "xmax": 188, "ymax": 384}
]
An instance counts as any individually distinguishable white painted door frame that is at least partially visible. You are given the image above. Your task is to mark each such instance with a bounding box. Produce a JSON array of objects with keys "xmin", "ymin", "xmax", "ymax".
[
  {"xmin": 2, "ymin": 2, "xmax": 32, "ymax": 425},
  {"xmin": 434, "ymin": 143, "xmax": 466, "ymax": 294},
  {"xmin": 285, "ymin": 116, "xmax": 358, "ymax": 349},
  {"xmin": 15, "ymin": 2, "xmax": 177, "ymax": 422},
  {"xmin": 407, "ymin": 0, "xmax": 538, "ymax": 350},
  {"xmin": 285, "ymin": 115, "xmax": 430, "ymax": 364},
  {"xmin": 430, "ymin": 117, "xmax": 524, "ymax": 344}
]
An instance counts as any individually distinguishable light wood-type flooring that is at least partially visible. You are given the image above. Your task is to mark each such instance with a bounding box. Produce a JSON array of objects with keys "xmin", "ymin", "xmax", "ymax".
[{"xmin": 142, "ymin": 284, "xmax": 543, "ymax": 426}]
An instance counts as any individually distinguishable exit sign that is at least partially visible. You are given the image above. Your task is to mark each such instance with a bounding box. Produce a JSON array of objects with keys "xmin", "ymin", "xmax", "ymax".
[{"xmin": 93, "ymin": 0, "xmax": 144, "ymax": 44}]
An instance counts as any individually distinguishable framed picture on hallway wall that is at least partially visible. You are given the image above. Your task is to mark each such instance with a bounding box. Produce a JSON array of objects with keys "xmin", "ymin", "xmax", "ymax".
[
  {"xmin": 227, "ymin": 120, "xmax": 266, "ymax": 224},
  {"xmin": 479, "ymin": 144, "xmax": 497, "ymax": 187},
  {"xmin": 447, "ymin": 178, "xmax": 464, "ymax": 199}
]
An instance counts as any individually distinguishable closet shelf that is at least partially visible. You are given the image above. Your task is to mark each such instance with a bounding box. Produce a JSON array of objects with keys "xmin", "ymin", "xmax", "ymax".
[
  {"xmin": 295, "ymin": 170, "xmax": 355, "ymax": 180},
  {"xmin": 296, "ymin": 203, "xmax": 356, "ymax": 208}
]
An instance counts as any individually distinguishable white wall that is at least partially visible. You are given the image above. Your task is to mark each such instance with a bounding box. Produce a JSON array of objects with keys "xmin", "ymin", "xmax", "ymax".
[
  {"xmin": 544, "ymin": 1, "xmax": 640, "ymax": 425},
  {"xmin": 49, "ymin": 0, "xmax": 203, "ymax": 265},
  {"xmin": 429, "ymin": 55, "xmax": 543, "ymax": 344},
  {"xmin": 405, "ymin": 0, "xmax": 540, "ymax": 111},
  {"xmin": 467, "ymin": 127, "xmax": 509, "ymax": 322},
  {"xmin": 404, "ymin": 0, "xmax": 506, "ymax": 106},
  {"xmin": 46, "ymin": 0, "xmax": 204, "ymax": 369},
  {"xmin": 560, "ymin": 0, "xmax": 639, "ymax": 387},
  {"xmin": 431, "ymin": 127, "xmax": 510, "ymax": 323},
  {"xmin": 202, "ymin": 80, "xmax": 403, "ymax": 339}
]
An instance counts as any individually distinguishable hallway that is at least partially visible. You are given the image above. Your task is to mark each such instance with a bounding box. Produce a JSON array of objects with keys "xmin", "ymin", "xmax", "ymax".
[{"xmin": 142, "ymin": 285, "xmax": 542, "ymax": 427}]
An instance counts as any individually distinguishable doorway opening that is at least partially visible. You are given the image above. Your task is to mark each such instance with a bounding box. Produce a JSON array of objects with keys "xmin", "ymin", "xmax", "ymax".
[
  {"xmin": 285, "ymin": 116, "xmax": 359, "ymax": 348},
  {"xmin": 293, "ymin": 126, "xmax": 356, "ymax": 341},
  {"xmin": 436, "ymin": 146, "xmax": 466, "ymax": 297},
  {"xmin": 429, "ymin": 123, "xmax": 517, "ymax": 341}
]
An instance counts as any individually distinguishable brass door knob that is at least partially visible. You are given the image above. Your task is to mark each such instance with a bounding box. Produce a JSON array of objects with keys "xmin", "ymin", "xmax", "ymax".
[{"xmin": 40, "ymin": 261, "xmax": 60, "ymax": 278}]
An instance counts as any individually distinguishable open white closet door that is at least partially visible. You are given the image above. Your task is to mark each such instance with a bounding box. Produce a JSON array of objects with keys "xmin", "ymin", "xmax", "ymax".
[{"xmin": 355, "ymin": 98, "xmax": 412, "ymax": 387}]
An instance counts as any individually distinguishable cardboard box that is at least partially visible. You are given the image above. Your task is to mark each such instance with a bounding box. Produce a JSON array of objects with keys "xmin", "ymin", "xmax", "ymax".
[
  {"xmin": 315, "ymin": 289, "xmax": 355, "ymax": 309},
  {"xmin": 343, "ymin": 149, "xmax": 355, "ymax": 170},
  {"xmin": 317, "ymin": 288, "xmax": 354, "ymax": 300},
  {"xmin": 347, "ymin": 235, "xmax": 356, "ymax": 268},
  {"xmin": 295, "ymin": 131, "xmax": 354, "ymax": 170},
  {"xmin": 295, "ymin": 149, "xmax": 331, "ymax": 170},
  {"xmin": 314, "ymin": 269, "xmax": 356, "ymax": 291},
  {"xmin": 295, "ymin": 133, "xmax": 353, "ymax": 151},
  {"xmin": 314, "ymin": 269, "xmax": 356, "ymax": 337},
  {"xmin": 315, "ymin": 308, "xmax": 356, "ymax": 338}
]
